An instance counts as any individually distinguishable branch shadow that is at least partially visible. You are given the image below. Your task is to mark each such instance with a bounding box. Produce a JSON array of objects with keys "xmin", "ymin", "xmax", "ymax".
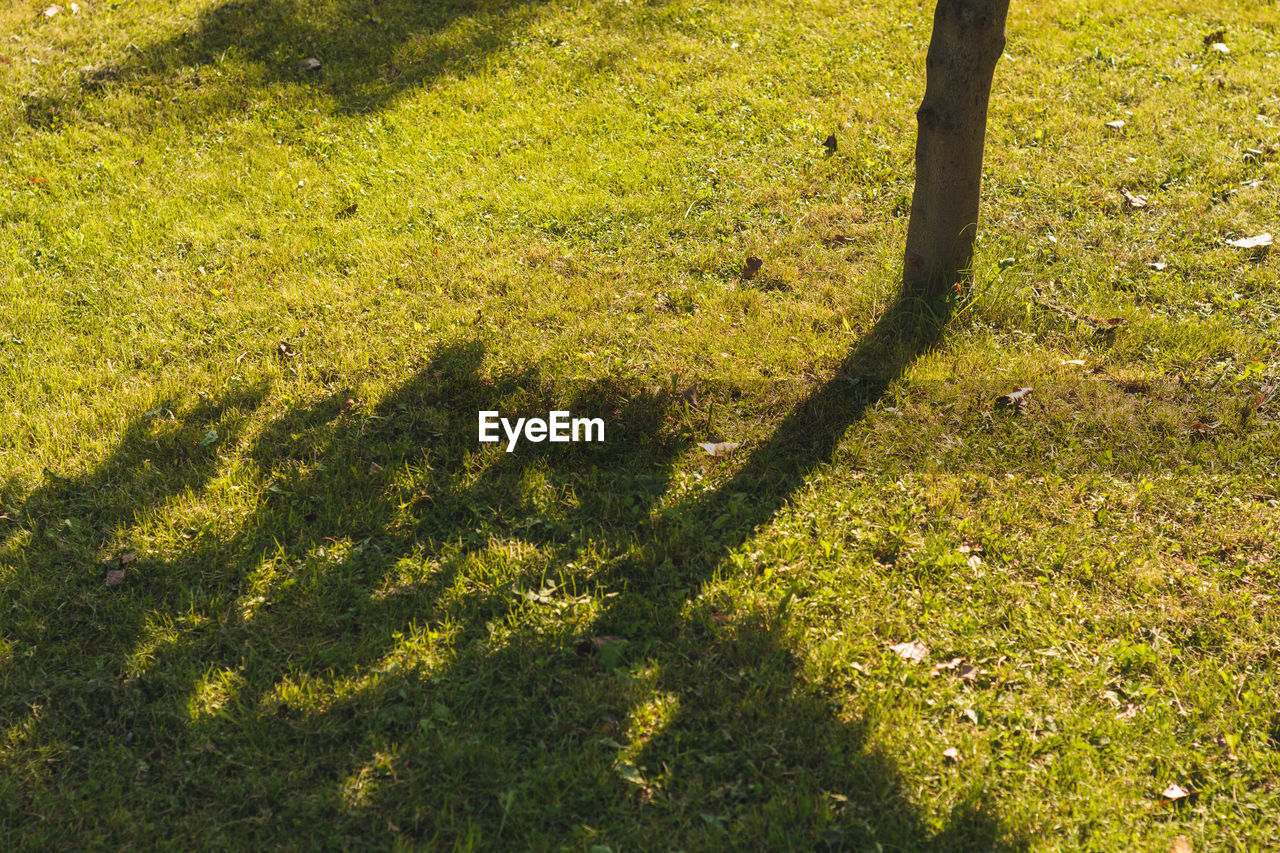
[
  {"xmin": 44, "ymin": 0, "xmax": 561, "ymax": 122},
  {"xmin": 1, "ymin": 292, "xmax": 1026, "ymax": 850}
]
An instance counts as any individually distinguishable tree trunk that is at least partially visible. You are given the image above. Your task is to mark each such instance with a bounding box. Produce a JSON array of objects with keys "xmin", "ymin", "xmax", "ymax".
[{"xmin": 902, "ymin": 0, "xmax": 1010, "ymax": 295}]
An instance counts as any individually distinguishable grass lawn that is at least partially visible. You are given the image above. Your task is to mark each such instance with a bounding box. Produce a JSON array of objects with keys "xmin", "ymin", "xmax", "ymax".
[{"xmin": 2, "ymin": 0, "xmax": 1279, "ymax": 848}]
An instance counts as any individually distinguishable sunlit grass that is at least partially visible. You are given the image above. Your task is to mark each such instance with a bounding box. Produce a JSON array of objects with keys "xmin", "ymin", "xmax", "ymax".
[{"xmin": 2, "ymin": 0, "xmax": 1279, "ymax": 849}]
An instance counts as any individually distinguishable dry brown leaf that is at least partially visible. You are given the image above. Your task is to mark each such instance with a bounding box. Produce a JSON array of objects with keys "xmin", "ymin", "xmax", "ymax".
[
  {"xmin": 576, "ymin": 635, "xmax": 624, "ymax": 655},
  {"xmin": 742, "ymin": 256, "xmax": 763, "ymax": 280},
  {"xmin": 697, "ymin": 441, "xmax": 740, "ymax": 457},
  {"xmin": 932, "ymin": 657, "xmax": 965, "ymax": 675},
  {"xmin": 106, "ymin": 569, "xmax": 125, "ymax": 586},
  {"xmin": 931, "ymin": 657, "xmax": 979, "ymax": 680},
  {"xmin": 119, "ymin": 551, "xmax": 137, "ymax": 565},
  {"xmin": 1121, "ymin": 188, "xmax": 1149, "ymax": 208},
  {"xmin": 1169, "ymin": 836, "xmax": 1193, "ymax": 853},
  {"xmin": 1189, "ymin": 416, "xmax": 1221, "ymax": 439},
  {"xmin": 1226, "ymin": 233, "xmax": 1273, "ymax": 249},
  {"xmin": 890, "ymin": 641, "xmax": 929, "ymax": 663},
  {"xmin": 995, "ymin": 387, "xmax": 1033, "ymax": 412},
  {"xmin": 1162, "ymin": 783, "xmax": 1190, "ymax": 801},
  {"xmin": 368, "ymin": 461, "xmax": 384, "ymax": 475},
  {"xmin": 1202, "ymin": 30, "xmax": 1226, "ymax": 48},
  {"xmin": 1105, "ymin": 119, "xmax": 1126, "ymax": 130},
  {"xmin": 942, "ymin": 746, "xmax": 960, "ymax": 762}
]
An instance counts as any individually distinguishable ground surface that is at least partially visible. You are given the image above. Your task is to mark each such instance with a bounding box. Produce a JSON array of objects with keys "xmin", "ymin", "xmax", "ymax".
[{"xmin": 2, "ymin": 0, "xmax": 1279, "ymax": 849}]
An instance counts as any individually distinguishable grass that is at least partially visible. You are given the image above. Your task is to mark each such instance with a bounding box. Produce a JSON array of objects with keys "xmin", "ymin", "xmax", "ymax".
[{"xmin": 2, "ymin": 0, "xmax": 1279, "ymax": 848}]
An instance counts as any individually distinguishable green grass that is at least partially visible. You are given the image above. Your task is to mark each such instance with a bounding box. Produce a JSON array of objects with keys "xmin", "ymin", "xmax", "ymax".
[{"xmin": 2, "ymin": 0, "xmax": 1279, "ymax": 848}]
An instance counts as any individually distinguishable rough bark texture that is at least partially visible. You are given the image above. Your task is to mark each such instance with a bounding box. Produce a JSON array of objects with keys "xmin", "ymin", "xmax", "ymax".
[{"xmin": 903, "ymin": 0, "xmax": 1010, "ymax": 294}]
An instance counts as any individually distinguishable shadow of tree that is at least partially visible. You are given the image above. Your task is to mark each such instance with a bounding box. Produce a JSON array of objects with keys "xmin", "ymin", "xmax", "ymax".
[
  {"xmin": 54, "ymin": 0, "xmax": 561, "ymax": 120},
  {"xmin": 1, "ymin": 293, "xmax": 1027, "ymax": 850}
]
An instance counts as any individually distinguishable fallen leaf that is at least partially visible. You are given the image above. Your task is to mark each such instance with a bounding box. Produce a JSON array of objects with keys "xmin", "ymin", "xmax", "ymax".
[
  {"xmin": 0, "ymin": 56, "xmax": 12, "ymax": 65},
  {"xmin": 1226, "ymin": 233, "xmax": 1273, "ymax": 249},
  {"xmin": 28, "ymin": 177, "xmax": 47, "ymax": 184},
  {"xmin": 1116, "ymin": 703, "xmax": 1139, "ymax": 719},
  {"xmin": 994, "ymin": 387, "xmax": 1033, "ymax": 412},
  {"xmin": 1209, "ymin": 42, "xmax": 1230, "ymax": 55},
  {"xmin": 1105, "ymin": 119, "xmax": 1126, "ymax": 130},
  {"xmin": 1169, "ymin": 836, "xmax": 1193, "ymax": 853},
  {"xmin": 1120, "ymin": 188, "xmax": 1149, "ymax": 208},
  {"xmin": 1202, "ymin": 30, "xmax": 1226, "ymax": 48},
  {"xmin": 277, "ymin": 340, "xmax": 297, "ymax": 358},
  {"xmin": 1060, "ymin": 358, "xmax": 1088, "ymax": 367},
  {"xmin": 105, "ymin": 569, "xmax": 125, "ymax": 586},
  {"xmin": 932, "ymin": 657, "xmax": 965, "ymax": 675},
  {"xmin": 577, "ymin": 635, "xmax": 624, "ymax": 654},
  {"xmin": 119, "ymin": 551, "xmax": 137, "ymax": 566},
  {"xmin": 336, "ymin": 202, "xmax": 358, "ymax": 218},
  {"xmin": 368, "ymin": 461, "xmax": 384, "ymax": 475},
  {"xmin": 890, "ymin": 641, "xmax": 929, "ymax": 663},
  {"xmin": 942, "ymin": 746, "xmax": 960, "ymax": 762},
  {"xmin": 1189, "ymin": 416, "xmax": 1221, "ymax": 438},
  {"xmin": 823, "ymin": 133, "xmax": 838, "ymax": 153},
  {"xmin": 42, "ymin": 4, "xmax": 62, "ymax": 17},
  {"xmin": 1147, "ymin": 261, "xmax": 1167, "ymax": 270},
  {"xmin": 931, "ymin": 657, "xmax": 979, "ymax": 680},
  {"xmin": 615, "ymin": 761, "xmax": 646, "ymax": 786},
  {"xmin": 742, "ymin": 256, "xmax": 763, "ymax": 279},
  {"xmin": 298, "ymin": 57, "xmax": 322, "ymax": 72},
  {"xmin": 698, "ymin": 441, "xmax": 740, "ymax": 457},
  {"xmin": 1161, "ymin": 783, "xmax": 1190, "ymax": 801}
]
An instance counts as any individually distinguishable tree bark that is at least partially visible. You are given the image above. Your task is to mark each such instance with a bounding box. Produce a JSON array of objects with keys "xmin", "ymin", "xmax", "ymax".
[{"xmin": 902, "ymin": 0, "xmax": 1010, "ymax": 295}]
